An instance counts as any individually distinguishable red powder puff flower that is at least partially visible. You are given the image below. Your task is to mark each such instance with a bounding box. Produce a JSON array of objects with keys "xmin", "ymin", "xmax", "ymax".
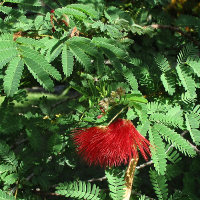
[{"xmin": 73, "ymin": 119, "xmax": 151, "ymax": 167}]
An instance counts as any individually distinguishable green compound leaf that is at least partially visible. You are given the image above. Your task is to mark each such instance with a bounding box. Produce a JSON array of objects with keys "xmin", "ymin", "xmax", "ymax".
[
  {"xmin": 0, "ymin": 189, "xmax": 15, "ymax": 200},
  {"xmin": 19, "ymin": 46, "xmax": 61, "ymax": 81},
  {"xmin": 55, "ymin": 7, "xmax": 87, "ymax": 19},
  {"xmin": 160, "ymin": 73, "xmax": 176, "ymax": 95},
  {"xmin": 62, "ymin": 45, "xmax": 74, "ymax": 77},
  {"xmin": 69, "ymin": 43, "xmax": 92, "ymax": 71},
  {"xmin": 150, "ymin": 170, "xmax": 168, "ymax": 200},
  {"xmin": 186, "ymin": 57, "xmax": 200, "ymax": 77},
  {"xmin": 185, "ymin": 112, "xmax": 200, "ymax": 145},
  {"xmin": 176, "ymin": 64, "xmax": 196, "ymax": 98},
  {"xmin": 105, "ymin": 168, "xmax": 126, "ymax": 200},
  {"xmin": 154, "ymin": 123, "xmax": 196, "ymax": 157},
  {"xmin": 56, "ymin": 181, "xmax": 101, "ymax": 200},
  {"xmin": 149, "ymin": 127, "xmax": 167, "ymax": 175},
  {"xmin": 23, "ymin": 57, "xmax": 54, "ymax": 91},
  {"xmin": 67, "ymin": 4, "xmax": 99, "ymax": 18},
  {"xmin": 3, "ymin": 57, "xmax": 24, "ymax": 96},
  {"xmin": 0, "ymin": 40, "xmax": 18, "ymax": 68}
]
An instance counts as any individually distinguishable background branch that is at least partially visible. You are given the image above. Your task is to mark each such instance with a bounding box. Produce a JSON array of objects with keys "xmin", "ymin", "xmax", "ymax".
[{"xmin": 146, "ymin": 24, "xmax": 200, "ymax": 47}]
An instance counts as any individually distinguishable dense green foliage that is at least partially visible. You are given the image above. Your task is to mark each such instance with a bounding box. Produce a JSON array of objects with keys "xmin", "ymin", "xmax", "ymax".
[{"xmin": 0, "ymin": 0, "xmax": 200, "ymax": 199}]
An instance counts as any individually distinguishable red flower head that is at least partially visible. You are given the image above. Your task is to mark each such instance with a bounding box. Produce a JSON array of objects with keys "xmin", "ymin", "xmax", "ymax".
[{"xmin": 73, "ymin": 119, "xmax": 151, "ymax": 167}]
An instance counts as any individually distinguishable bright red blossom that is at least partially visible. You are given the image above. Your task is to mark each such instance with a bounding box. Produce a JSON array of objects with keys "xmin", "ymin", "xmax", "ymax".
[{"xmin": 73, "ymin": 119, "xmax": 151, "ymax": 167}]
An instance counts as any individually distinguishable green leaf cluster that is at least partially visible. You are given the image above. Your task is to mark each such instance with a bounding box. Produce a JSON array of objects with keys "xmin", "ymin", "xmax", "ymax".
[{"xmin": 0, "ymin": 0, "xmax": 200, "ymax": 199}]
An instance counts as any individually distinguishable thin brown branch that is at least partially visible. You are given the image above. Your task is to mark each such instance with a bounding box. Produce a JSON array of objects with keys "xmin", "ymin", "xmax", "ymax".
[
  {"xmin": 34, "ymin": 190, "xmax": 62, "ymax": 197},
  {"xmin": 147, "ymin": 24, "xmax": 200, "ymax": 47},
  {"xmin": 88, "ymin": 176, "xmax": 106, "ymax": 182},
  {"xmin": 11, "ymin": 138, "xmax": 28, "ymax": 149},
  {"xmin": 136, "ymin": 160, "xmax": 153, "ymax": 170},
  {"xmin": 190, "ymin": 143, "xmax": 200, "ymax": 155},
  {"xmin": 26, "ymin": 173, "xmax": 34, "ymax": 181},
  {"xmin": 165, "ymin": 130, "xmax": 188, "ymax": 155},
  {"xmin": 107, "ymin": 106, "xmax": 127, "ymax": 126},
  {"xmin": 180, "ymin": 130, "xmax": 200, "ymax": 155}
]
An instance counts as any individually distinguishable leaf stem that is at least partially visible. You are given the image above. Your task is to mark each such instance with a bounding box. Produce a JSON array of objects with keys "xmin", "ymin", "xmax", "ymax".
[
  {"xmin": 107, "ymin": 106, "xmax": 127, "ymax": 126},
  {"xmin": 14, "ymin": 182, "xmax": 19, "ymax": 199}
]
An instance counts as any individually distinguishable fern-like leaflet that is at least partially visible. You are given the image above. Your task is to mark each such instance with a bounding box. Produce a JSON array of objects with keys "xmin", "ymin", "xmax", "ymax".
[
  {"xmin": 23, "ymin": 57, "xmax": 54, "ymax": 91},
  {"xmin": 177, "ymin": 44, "xmax": 198, "ymax": 64},
  {"xmin": 150, "ymin": 170, "xmax": 168, "ymax": 200},
  {"xmin": 155, "ymin": 54, "xmax": 176, "ymax": 95},
  {"xmin": 122, "ymin": 66, "xmax": 139, "ymax": 92},
  {"xmin": 55, "ymin": 7, "xmax": 87, "ymax": 20},
  {"xmin": 0, "ymin": 36, "xmax": 18, "ymax": 69},
  {"xmin": 0, "ymin": 141, "xmax": 18, "ymax": 185},
  {"xmin": 56, "ymin": 181, "xmax": 101, "ymax": 199},
  {"xmin": 68, "ymin": 37, "xmax": 99, "ymax": 57},
  {"xmin": 176, "ymin": 44, "xmax": 198, "ymax": 98},
  {"xmin": 148, "ymin": 103, "xmax": 184, "ymax": 128},
  {"xmin": 0, "ymin": 141, "xmax": 18, "ymax": 168},
  {"xmin": 67, "ymin": 4, "xmax": 99, "ymax": 19},
  {"xmin": 69, "ymin": 43, "xmax": 92, "ymax": 71},
  {"xmin": 16, "ymin": 37, "xmax": 45, "ymax": 48},
  {"xmin": 19, "ymin": 46, "xmax": 61, "ymax": 81},
  {"xmin": 102, "ymin": 48, "xmax": 122, "ymax": 72},
  {"xmin": 3, "ymin": 57, "xmax": 24, "ymax": 97},
  {"xmin": 149, "ymin": 127, "xmax": 167, "ymax": 175},
  {"xmin": 92, "ymin": 37, "xmax": 127, "ymax": 59},
  {"xmin": 0, "ymin": 189, "xmax": 15, "ymax": 200},
  {"xmin": 181, "ymin": 92, "xmax": 196, "ymax": 104},
  {"xmin": 153, "ymin": 123, "xmax": 196, "ymax": 157},
  {"xmin": 186, "ymin": 57, "xmax": 200, "ymax": 77},
  {"xmin": 166, "ymin": 144, "xmax": 182, "ymax": 164},
  {"xmin": 176, "ymin": 64, "xmax": 196, "ymax": 98},
  {"xmin": 105, "ymin": 168, "xmax": 126, "ymax": 200},
  {"xmin": 94, "ymin": 51, "xmax": 105, "ymax": 75},
  {"xmin": 185, "ymin": 105, "xmax": 200, "ymax": 145},
  {"xmin": 62, "ymin": 44, "xmax": 74, "ymax": 77}
]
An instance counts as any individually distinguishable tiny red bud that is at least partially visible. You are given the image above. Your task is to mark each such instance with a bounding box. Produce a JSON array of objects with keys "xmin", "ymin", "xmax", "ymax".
[
  {"xmin": 50, "ymin": 9, "xmax": 55, "ymax": 13},
  {"xmin": 52, "ymin": 27, "xmax": 55, "ymax": 33},
  {"xmin": 99, "ymin": 107, "xmax": 105, "ymax": 113},
  {"xmin": 97, "ymin": 115, "xmax": 103, "ymax": 119}
]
